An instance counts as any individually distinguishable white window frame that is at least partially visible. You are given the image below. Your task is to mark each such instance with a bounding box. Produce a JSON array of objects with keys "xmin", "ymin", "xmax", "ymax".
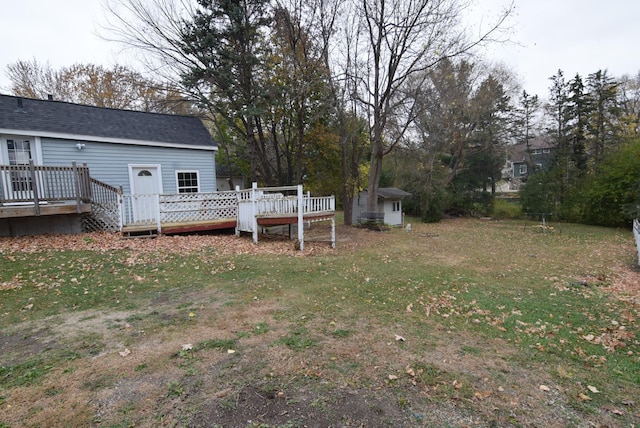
[
  {"xmin": 175, "ymin": 170, "xmax": 200, "ymax": 193},
  {"xmin": 0, "ymin": 135, "xmax": 43, "ymax": 165},
  {"xmin": 392, "ymin": 201, "xmax": 401, "ymax": 212},
  {"xmin": 542, "ymin": 148, "xmax": 551, "ymax": 154},
  {"xmin": 519, "ymin": 164, "xmax": 528, "ymax": 175}
]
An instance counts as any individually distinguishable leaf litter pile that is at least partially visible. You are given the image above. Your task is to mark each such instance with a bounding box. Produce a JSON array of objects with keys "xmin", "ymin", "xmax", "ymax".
[{"xmin": 1, "ymin": 220, "xmax": 640, "ymax": 427}]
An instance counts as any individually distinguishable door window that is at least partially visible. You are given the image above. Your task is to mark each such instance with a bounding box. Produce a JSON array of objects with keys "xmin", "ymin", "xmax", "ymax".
[{"xmin": 7, "ymin": 138, "xmax": 33, "ymax": 194}]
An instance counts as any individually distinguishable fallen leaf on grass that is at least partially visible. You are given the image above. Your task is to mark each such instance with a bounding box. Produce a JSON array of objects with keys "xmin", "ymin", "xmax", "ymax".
[
  {"xmin": 539, "ymin": 385, "xmax": 550, "ymax": 392},
  {"xmin": 215, "ymin": 389, "xmax": 230, "ymax": 398},
  {"xmin": 587, "ymin": 385, "xmax": 600, "ymax": 394},
  {"xmin": 394, "ymin": 334, "xmax": 406, "ymax": 342},
  {"xmin": 602, "ymin": 406, "xmax": 624, "ymax": 416},
  {"xmin": 119, "ymin": 348, "xmax": 131, "ymax": 357},
  {"xmin": 405, "ymin": 366, "xmax": 415, "ymax": 377},
  {"xmin": 388, "ymin": 374, "xmax": 398, "ymax": 380},
  {"xmin": 474, "ymin": 391, "xmax": 492, "ymax": 399},
  {"xmin": 181, "ymin": 344, "xmax": 193, "ymax": 351},
  {"xmin": 578, "ymin": 393, "xmax": 592, "ymax": 401}
]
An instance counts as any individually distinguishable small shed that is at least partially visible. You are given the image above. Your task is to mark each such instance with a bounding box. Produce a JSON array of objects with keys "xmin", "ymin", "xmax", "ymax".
[{"xmin": 352, "ymin": 187, "xmax": 412, "ymax": 227}]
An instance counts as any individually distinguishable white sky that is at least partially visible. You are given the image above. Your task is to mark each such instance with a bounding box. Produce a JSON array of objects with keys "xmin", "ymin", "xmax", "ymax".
[{"xmin": 1, "ymin": 0, "xmax": 639, "ymax": 100}]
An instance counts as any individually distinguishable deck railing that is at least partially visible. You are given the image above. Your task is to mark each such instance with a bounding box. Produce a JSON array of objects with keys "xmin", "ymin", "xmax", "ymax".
[
  {"xmin": 120, "ymin": 191, "xmax": 239, "ymax": 231},
  {"xmin": 0, "ymin": 162, "xmax": 91, "ymax": 213},
  {"xmin": 159, "ymin": 192, "xmax": 238, "ymax": 224},
  {"xmin": 84, "ymin": 178, "xmax": 122, "ymax": 232},
  {"xmin": 235, "ymin": 184, "xmax": 335, "ymax": 250}
]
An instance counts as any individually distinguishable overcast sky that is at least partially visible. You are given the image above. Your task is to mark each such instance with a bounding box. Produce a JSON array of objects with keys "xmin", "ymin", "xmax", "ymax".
[{"xmin": 1, "ymin": 0, "xmax": 638, "ymax": 100}]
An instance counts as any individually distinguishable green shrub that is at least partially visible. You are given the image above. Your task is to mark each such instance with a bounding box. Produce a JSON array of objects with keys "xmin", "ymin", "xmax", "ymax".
[{"xmin": 492, "ymin": 198, "xmax": 522, "ymax": 219}]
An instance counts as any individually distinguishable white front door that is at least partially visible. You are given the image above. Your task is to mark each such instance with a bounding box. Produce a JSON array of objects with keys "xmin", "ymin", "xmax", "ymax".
[{"xmin": 129, "ymin": 165, "xmax": 162, "ymax": 223}]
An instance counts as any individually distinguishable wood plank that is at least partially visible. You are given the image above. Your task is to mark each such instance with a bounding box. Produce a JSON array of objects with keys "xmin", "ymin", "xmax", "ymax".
[
  {"xmin": 0, "ymin": 203, "xmax": 91, "ymax": 218},
  {"xmin": 256, "ymin": 212, "xmax": 334, "ymax": 226},
  {"xmin": 161, "ymin": 220, "xmax": 237, "ymax": 235}
]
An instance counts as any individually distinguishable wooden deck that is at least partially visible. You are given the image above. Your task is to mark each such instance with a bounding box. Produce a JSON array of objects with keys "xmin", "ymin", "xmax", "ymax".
[
  {"xmin": 1, "ymin": 162, "xmax": 91, "ymax": 214},
  {"xmin": 256, "ymin": 211, "xmax": 335, "ymax": 226},
  {"xmin": 122, "ymin": 218, "xmax": 238, "ymax": 235},
  {"xmin": 0, "ymin": 200, "xmax": 91, "ymax": 218},
  {"xmin": 119, "ymin": 184, "xmax": 336, "ymax": 249},
  {"xmin": 1, "ymin": 167, "xmax": 335, "ymax": 250}
]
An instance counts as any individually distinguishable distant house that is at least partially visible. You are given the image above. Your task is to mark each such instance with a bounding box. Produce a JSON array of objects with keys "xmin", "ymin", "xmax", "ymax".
[
  {"xmin": 1, "ymin": 94, "xmax": 217, "ymax": 235},
  {"xmin": 352, "ymin": 187, "xmax": 412, "ymax": 227},
  {"xmin": 504, "ymin": 138, "xmax": 555, "ymax": 190}
]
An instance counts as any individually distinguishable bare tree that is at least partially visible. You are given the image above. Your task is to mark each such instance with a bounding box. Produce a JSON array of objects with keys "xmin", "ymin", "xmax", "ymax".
[
  {"xmin": 6, "ymin": 59, "xmax": 190, "ymax": 113},
  {"xmin": 344, "ymin": 0, "xmax": 513, "ymax": 215}
]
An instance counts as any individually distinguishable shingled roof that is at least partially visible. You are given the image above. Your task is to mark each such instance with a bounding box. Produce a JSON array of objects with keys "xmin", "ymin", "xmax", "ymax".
[
  {"xmin": 0, "ymin": 94, "xmax": 216, "ymax": 150},
  {"xmin": 359, "ymin": 188, "xmax": 411, "ymax": 199},
  {"xmin": 377, "ymin": 188, "xmax": 412, "ymax": 199}
]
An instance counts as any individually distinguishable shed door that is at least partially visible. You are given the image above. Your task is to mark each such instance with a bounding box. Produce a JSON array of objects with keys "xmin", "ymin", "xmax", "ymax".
[{"xmin": 130, "ymin": 165, "xmax": 162, "ymax": 223}]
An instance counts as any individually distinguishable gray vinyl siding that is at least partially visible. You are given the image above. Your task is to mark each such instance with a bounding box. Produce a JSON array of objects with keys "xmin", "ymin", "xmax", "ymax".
[{"xmin": 40, "ymin": 138, "xmax": 217, "ymax": 194}]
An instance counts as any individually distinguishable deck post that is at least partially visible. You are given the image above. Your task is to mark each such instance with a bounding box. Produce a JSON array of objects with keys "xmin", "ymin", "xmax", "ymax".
[
  {"xmin": 297, "ymin": 184, "xmax": 304, "ymax": 251},
  {"xmin": 29, "ymin": 161, "xmax": 41, "ymax": 215},
  {"xmin": 118, "ymin": 185, "xmax": 124, "ymax": 232},
  {"xmin": 83, "ymin": 163, "xmax": 91, "ymax": 201},
  {"xmin": 155, "ymin": 194, "xmax": 162, "ymax": 234},
  {"xmin": 331, "ymin": 215, "xmax": 336, "ymax": 249},
  {"xmin": 251, "ymin": 182, "xmax": 258, "ymax": 244},
  {"xmin": 72, "ymin": 161, "xmax": 81, "ymax": 213},
  {"xmin": 235, "ymin": 185, "xmax": 241, "ymax": 237}
]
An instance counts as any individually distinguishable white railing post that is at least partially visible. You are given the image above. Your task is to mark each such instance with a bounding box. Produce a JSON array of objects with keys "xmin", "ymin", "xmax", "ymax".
[
  {"xmin": 297, "ymin": 184, "xmax": 304, "ymax": 251},
  {"xmin": 634, "ymin": 218, "xmax": 640, "ymax": 266},
  {"xmin": 331, "ymin": 215, "xmax": 336, "ymax": 249},
  {"xmin": 155, "ymin": 194, "xmax": 162, "ymax": 233},
  {"xmin": 251, "ymin": 182, "xmax": 258, "ymax": 244}
]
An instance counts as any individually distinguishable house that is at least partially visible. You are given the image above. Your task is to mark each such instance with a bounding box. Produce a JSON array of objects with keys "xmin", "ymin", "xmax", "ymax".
[
  {"xmin": 1, "ymin": 94, "xmax": 336, "ymax": 248},
  {"xmin": 352, "ymin": 187, "xmax": 412, "ymax": 227},
  {"xmin": 0, "ymin": 94, "xmax": 217, "ymax": 236},
  {"xmin": 504, "ymin": 138, "xmax": 555, "ymax": 190}
]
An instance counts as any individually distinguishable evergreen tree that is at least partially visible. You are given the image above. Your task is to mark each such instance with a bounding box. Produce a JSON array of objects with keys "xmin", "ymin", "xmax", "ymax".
[
  {"xmin": 568, "ymin": 73, "xmax": 589, "ymax": 175},
  {"xmin": 513, "ymin": 90, "xmax": 540, "ymax": 172},
  {"xmin": 586, "ymin": 70, "xmax": 621, "ymax": 166},
  {"xmin": 181, "ymin": 0, "xmax": 274, "ymax": 184}
]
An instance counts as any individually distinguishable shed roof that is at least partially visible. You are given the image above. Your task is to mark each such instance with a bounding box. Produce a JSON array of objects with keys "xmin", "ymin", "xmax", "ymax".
[
  {"xmin": 0, "ymin": 94, "xmax": 216, "ymax": 149},
  {"xmin": 359, "ymin": 188, "xmax": 412, "ymax": 199},
  {"xmin": 378, "ymin": 188, "xmax": 412, "ymax": 199}
]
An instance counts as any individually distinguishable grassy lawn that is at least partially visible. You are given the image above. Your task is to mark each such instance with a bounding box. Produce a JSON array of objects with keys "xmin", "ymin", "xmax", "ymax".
[{"xmin": 1, "ymin": 218, "xmax": 639, "ymax": 427}]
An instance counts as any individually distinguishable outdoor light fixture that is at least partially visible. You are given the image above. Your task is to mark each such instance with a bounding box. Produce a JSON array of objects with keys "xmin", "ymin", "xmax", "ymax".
[{"xmin": 75, "ymin": 143, "xmax": 85, "ymax": 150}]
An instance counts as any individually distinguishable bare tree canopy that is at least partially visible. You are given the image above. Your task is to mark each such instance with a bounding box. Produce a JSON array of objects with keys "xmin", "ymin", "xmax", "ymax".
[
  {"xmin": 6, "ymin": 59, "xmax": 192, "ymax": 114},
  {"xmin": 340, "ymin": 0, "xmax": 513, "ymax": 213}
]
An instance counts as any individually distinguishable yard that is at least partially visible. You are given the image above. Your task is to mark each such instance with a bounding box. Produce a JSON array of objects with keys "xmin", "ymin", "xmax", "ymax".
[{"xmin": 1, "ymin": 218, "xmax": 639, "ymax": 427}]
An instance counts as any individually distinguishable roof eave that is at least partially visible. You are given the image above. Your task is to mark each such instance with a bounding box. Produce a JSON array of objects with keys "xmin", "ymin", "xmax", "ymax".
[{"xmin": 0, "ymin": 128, "xmax": 218, "ymax": 151}]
